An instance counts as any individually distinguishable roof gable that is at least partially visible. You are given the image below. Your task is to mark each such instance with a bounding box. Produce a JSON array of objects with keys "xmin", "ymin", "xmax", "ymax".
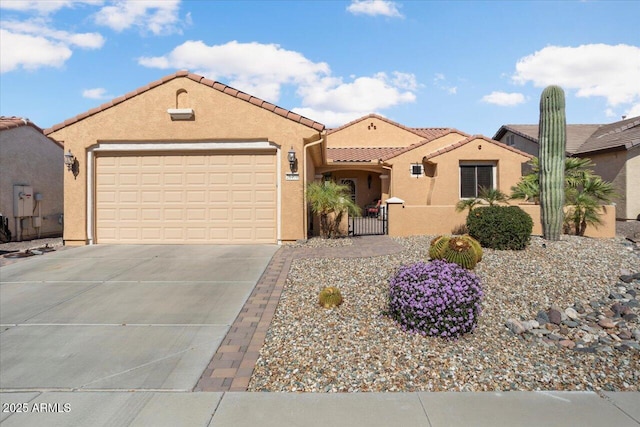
[
  {"xmin": 423, "ymin": 135, "xmax": 532, "ymax": 161},
  {"xmin": 380, "ymin": 129, "xmax": 469, "ymax": 161},
  {"xmin": 493, "ymin": 124, "xmax": 602, "ymax": 154},
  {"xmin": 44, "ymin": 71, "xmax": 324, "ymax": 135},
  {"xmin": 327, "ymin": 113, "xmax": 449, "ymax": 139},
  {"xmin": 1, "ymin": 116, "xmax": 63, "ymax": 148}
]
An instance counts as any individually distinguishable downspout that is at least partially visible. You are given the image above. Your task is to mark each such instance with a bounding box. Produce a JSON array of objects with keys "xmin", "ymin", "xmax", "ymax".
[{"xmin": 303, "ymin": 132, "xmax": 326, "ymax": 239}]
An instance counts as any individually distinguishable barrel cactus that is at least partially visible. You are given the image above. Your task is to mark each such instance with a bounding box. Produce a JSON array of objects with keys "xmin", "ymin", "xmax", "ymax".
[
  {"xmin": 430, "ymin": 235, "xmax": 481, "ymax": 269},
  {"xmin": 442, "ymin": 237, "xmax": 478, "ymax": 270},
  {"xmin": 318, "ymin": 286, "xmax": 343, "ymax": 308},
  {"xmin": 429, "ymin": 235, "xmax": 450, "ymax": 259},
  {"xmin": 538, "ymin": 85, "xmax": 566, "ymax": 241}
]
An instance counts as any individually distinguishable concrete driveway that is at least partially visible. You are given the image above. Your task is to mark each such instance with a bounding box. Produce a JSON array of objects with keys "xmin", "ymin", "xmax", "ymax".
[{"xmin": 0, "ymin": 244, "xmax": 278, "ymax": 391}]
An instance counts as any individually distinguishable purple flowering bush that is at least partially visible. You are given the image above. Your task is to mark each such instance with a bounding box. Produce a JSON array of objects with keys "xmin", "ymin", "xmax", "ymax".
[{"xmin": 388, "ymin": 260, "xmax": 484, "ymax": 339}]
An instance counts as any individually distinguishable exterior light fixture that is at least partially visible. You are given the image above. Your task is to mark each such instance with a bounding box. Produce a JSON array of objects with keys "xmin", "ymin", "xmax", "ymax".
[
  {"xmin": 288, "ymin": 147, "xmax": 297, "ymax": 172},
  {"xmin": 64, "ymin": 149, "xmax": 76, "ymax": 172}
]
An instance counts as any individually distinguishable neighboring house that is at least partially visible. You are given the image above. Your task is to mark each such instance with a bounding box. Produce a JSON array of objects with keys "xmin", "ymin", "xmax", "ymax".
[
  {"xmin": 0, "ymin": 116, "xmax": 64, "ymax": 241},
  {"xmin": 43, "ymin": 71, "xmax": 551, "ymax": 246},
  {"xmin": 493, "ymin": 116, "xmax": 640, "ymax": 221}
]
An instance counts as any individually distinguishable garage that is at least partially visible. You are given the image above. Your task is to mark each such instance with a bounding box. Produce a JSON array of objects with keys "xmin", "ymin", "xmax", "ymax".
[{"xmin": 95, "ymin": 151, "xmax": 277, "ymax": 244}]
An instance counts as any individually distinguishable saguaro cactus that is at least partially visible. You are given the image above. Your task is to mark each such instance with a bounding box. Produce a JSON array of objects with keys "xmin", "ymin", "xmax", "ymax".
[{"xmin": 538, "ymin": 86, "xmax": 566, "ymax": 241}]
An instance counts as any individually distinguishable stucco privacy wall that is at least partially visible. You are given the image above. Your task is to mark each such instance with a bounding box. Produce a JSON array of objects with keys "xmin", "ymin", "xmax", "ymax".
[
  {"xmin": 387, "ymin": 203, "xmax": 616, "ymax": 238},
  {"xmin": 627, "ymin": 148, "xmax": 640, "ymax": 220},
  {"xmin": 386, "ymin": 137, "xmax": 530, "ymax": 206},
  {"xmin": 0, "ymin": 125, "xmax": 63, "ymax": 240},
  {"xmin": 46, "ymin": 74, "xmax": 323, "ymax": 245}
]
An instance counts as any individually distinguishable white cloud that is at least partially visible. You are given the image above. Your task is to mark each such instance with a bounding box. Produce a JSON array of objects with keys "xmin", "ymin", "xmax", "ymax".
[
  {"xmin": 626, "ymin": 104, "xmax": 640, "ymax": 119},
  {"xmin": 0, "ymin": 1, "xmax": 101, "ymax": 15},
  {"xmin": 513, "ymin": 44, "xmax": 640, "ymax": 115},
  {"xmin": 94, "ymin": 0, "xmax": 182, "ymax": 35},
  {"xmin": 347, "ymin": 0, "xmax": 403, "ymax": 18},
  {"xmin": 82, "ymin": 87, "xmax": 111, "ymax": 99},
  {"xmin": 433, "ymin": 73, "xmax": 457, "ymax": 95},
  {"xmin": 0, "ymin": 18, "xmax": 103, "ymax": 73},
  {"xmin": 0, "ymin": 28, "xmax": 71, "ymax": 72},
  {"xmin": 481, "ymin": 91, "xmax": 526, "ymax": 106},
  {"xmin": 138, "ymin": 40, "xmax": 418, "ymax": 127}
]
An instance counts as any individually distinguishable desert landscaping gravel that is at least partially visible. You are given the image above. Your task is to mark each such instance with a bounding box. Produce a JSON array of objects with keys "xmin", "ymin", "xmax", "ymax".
[{"xmin": 249, "ymin": 235, "xmax": 640, "ymax": 392}]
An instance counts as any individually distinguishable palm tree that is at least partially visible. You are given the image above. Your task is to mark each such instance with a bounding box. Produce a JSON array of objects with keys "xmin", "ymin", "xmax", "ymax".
[
  {"xmin": 306, "ymin": 181, "xmax": 361, "ymax": 238},
  {"xmin": 565, "ymin": 176, "xmax": 615, "ymax": 236},
  {"xmin": 511, "ymin": 157, "xmax": 616, "ymax": 235},
  {"xmin": 455, "ymin": 187, "xmax": 509, "ymax": 213}
]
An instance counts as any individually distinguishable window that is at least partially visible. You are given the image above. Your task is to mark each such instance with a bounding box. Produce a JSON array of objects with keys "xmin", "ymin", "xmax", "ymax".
[
  {"xmin": 460, "ymin": 165, "xmax": 494, "ymax": 198},
  {"xmin": 506, "ymin": 135, "xmax": 515, "ymax": 146},
  {"xmin": 410, "ymin": 164, "xmax": 423, "ymax": 177}
]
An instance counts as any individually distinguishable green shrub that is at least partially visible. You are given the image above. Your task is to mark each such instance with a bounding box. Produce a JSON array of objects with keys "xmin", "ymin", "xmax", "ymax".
[{"xmin": 466, "ymin": 206, "xmax": 533, "ymax": 250}]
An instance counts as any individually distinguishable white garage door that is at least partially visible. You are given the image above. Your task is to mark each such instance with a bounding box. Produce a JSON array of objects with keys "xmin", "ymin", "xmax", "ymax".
[{"xmin": 95, "ymin": 151, "xmax": 277, "ymax": 244}]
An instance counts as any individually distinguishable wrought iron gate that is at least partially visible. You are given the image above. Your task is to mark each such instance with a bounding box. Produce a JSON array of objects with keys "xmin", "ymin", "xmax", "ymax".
[{"xmin": 349, "ymin": 206, "xmax": 388, "ymax": 236}]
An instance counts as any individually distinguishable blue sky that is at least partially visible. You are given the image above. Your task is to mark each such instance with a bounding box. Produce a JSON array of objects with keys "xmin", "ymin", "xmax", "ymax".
[{"xmin": 1, "ymin": 0, "xmax": 639, "ymax": 137}]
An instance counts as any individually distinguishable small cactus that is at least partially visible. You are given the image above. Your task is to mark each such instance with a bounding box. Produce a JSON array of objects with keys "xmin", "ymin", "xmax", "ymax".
[
  {"xmin": 442, "ymin": 237, "xmax": 478, "ymax": 269},
  {"xmin": 319, "ymin": 286, "xmax": 343, "ymax": 308},
  {"xmin": 463, "ymin": 234, "xmax": 483, "ymax": 262},
  {"xmin": 429, "ymin": 235, "xmax": 450, "ymax": 259}
]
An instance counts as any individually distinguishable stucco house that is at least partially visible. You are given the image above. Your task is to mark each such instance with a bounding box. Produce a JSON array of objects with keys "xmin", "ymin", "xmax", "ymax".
[
  {"xmin": 1, "ymin": 116, "xmax": 64, "ymax": 241},
  {"xmin": 493, "ymin": 116, "xmax": 640, "ymax": 221},
  {"xmin": 45, "ymin": 71, "xmax": 573, "ymax": 245}
]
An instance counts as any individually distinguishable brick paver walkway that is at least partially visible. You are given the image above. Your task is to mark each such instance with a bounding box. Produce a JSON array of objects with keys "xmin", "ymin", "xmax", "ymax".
[{"xmin": 194, "ymin": 235, "xmax": 403, "ymax": 392}]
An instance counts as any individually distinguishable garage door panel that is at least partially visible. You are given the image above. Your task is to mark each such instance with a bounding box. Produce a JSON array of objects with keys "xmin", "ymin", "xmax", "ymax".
[{"xmin": 96, "ymin": 152, "xmax": 276, "ymax": 244}]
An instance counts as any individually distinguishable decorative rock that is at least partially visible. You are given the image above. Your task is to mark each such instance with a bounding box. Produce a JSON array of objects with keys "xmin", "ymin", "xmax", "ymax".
[
  {"xmin": 620, "ymin": 274, "xmax": 634, "ymax": 283},
  {"xmin": 633, "ymin": 329, "xmax": 640, "ymax": 340},
  {"xmin": 565, "ymin": 307, "xmax": 579, "ymax": 320},
  {"xmin": 559, "ymin": 340, "xmax": 576, "ymax": 349},
  {"xmin": 506, "ymin": 318, "xmax": 525, "ymax": 335},
  {"xmin": 536, "ymin": 310, "xmax": 549, "ymax": 325},
  {"xmin": 563, "ymin": 320, "xmax": 579, "ymax": 328},
  {"xmin": 598, "ymin": 318, "xmax": 615, "ymax": 329},
  {"xmin": 548, "ymin": 308, "xmax": 562, "ymax": 325}
]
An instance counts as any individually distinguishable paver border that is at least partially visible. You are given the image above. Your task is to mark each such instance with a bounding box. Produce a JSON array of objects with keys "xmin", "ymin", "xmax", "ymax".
[{"xmin": 194, "ymin": 236, "xmax": 403, "ymax": 391}]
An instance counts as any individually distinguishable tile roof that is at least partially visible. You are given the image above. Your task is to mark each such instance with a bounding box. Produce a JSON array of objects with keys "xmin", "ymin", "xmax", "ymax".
[
  {"xmin": 575, "ymin": 116, "xmax": 640, "ymax": 154},
  {"xmin": 380, "ymin": 129, "xmax": 469, "ymax": 161},
  {"xmin": 493, "ymin": 124, "xmax": 603, "ymax": 154},
  {"xmin": 327, "ymin": 147, "xmax": 405, "ymax": 162},
  {"xmin": 44, "ymin": 71, "xmax": 325, "ymax": 135},
  {"xmin": 0, "ymin": 116, "xmax": 63, "ymax": 147},
  {"xmin": 422, "ymin": 135, "xmax": 533, "ymax": 161},
  {"xmin": 326, "ymin": 113, "xmax": 450, "ymax": 139}
]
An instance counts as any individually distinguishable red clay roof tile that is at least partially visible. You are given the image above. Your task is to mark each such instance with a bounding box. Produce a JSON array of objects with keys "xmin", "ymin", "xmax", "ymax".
[
  {"xmin": 44, "ymin": 71, "xmax": 325, "ymax": 134},
  {"xmin": 327, "ymin": 147, "xmax": 405, "ymax": 162}
]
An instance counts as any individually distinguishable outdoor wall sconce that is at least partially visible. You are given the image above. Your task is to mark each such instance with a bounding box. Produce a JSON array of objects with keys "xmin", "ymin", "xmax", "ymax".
[
  {"xmin": 367, "ymin": 174, "xmax": 372, "ymax": 189},
  {"xmin": 64, "ymin": 150, "xmax": 75, "ymax": 171},
  {"xmin": 64, "ymin": 149, "xmax": 80, "ymax": 179},
  {"xmin": 288, "ymin": 147, "xmax": 298, "ymax": 173}
]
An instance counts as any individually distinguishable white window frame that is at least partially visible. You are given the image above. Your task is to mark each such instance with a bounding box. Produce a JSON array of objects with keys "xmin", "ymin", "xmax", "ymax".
[{"xmin": 409, "ymin": 163, "xmax": 423, "ymax": 178}]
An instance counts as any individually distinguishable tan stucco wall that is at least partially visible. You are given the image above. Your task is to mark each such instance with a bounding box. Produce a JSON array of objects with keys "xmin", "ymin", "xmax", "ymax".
[
  {"xmin": 582, "ymin": 147, "xmax": 638, "ymax": 220},
  {"xmin": 387, "ymin": 203, "xmax": 615, "ymax": 238},
  {"xmin": 330, "ymin": 170, "xmax": 382, "ymax": 210},
  {"xmin": 48, "ymin": 76, "xmax": 322, "ymax": 244},
  {"xmin": 386, "ymin": 137, "xmax": 530, "ymax": 206},
  {"xmin": 327, "ymin": 116, "xmax": 426, "ymax": 148},
  {"xmin": 0, "ymin": 126, "xmax": 63, "ymax": 240},
  {"xmin": 626, "ymin": 148, "xmax": 640, "ymax": 220}
]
